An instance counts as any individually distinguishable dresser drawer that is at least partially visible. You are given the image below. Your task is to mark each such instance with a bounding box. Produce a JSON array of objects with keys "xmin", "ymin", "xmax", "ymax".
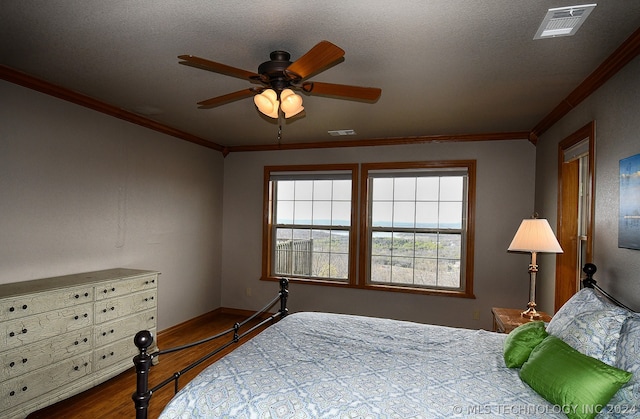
[
  {"xmin": 94, "ymin": 289, "xmax": 157, "ymax": 324},
  {"xmin": 93, "ymin": 330, "xmax": 154, "ymax": 372},
  {"xmin": 1, "ymin": 354, "xmax": 91, "ymax": 410},
  {"xmin": 0, "ymin": 285, "xmax": 94, "ymax": 322},
  {"xmin": 1, "ymin": 303, "xmax": 93, "ymax": 350},
  {"xmin": 1, "ymin": 327, "xmax": 92, "ymax": 379},
  {"xmin": 94, "ymin": 309, "xmax": 156, "ymax": 348},
  {"xmin": 95, "ymin": 274, "xmax": 158, "ymax": 301}
]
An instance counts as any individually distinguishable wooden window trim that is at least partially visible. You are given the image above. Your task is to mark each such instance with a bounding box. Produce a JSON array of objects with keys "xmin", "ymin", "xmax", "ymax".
[
  {"xmin": 261, "ymin": 161, "xmax": 476, "ymax": 299},
  {"xmin": 359, "ymin": 160, "xmax": 476, "ymax": 298}
]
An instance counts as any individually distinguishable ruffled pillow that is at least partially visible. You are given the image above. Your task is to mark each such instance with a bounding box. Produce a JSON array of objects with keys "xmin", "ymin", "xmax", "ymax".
[
  {"xmin": 546, "ymin": 288, "xmax": 629, "ymax": 365},
  {"xmin": 608, "ymin": 314, "xmax": 640, "ymax": 413},
  {"xmin": 503, "ymin": 321, "xmax": 548, "ymax": 368}
]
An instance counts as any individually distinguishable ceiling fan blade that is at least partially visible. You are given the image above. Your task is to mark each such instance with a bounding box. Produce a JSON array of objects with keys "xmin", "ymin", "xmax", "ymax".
[
  {"xmin": 178, "ymin": 55, "xmax": 261, "ymax": 81},
  {"xmin": 301, "ymin": 81, "xmax": 381, "ymax": 101},
  {"xmin": 286, "ymin": 41, "xmax": 345, "ymax": 80},
  {"xmin": 197, "ymin": 88, "xmax": 258, "ymax": 109}
]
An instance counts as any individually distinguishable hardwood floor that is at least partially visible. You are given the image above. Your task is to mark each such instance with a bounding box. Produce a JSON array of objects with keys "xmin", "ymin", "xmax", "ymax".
[{"xmin": 26, "ymin": 309, "xmax": 270, "ymax": 419}]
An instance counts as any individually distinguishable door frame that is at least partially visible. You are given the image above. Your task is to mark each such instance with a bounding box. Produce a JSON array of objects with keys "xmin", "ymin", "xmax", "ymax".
[{"xmin": 555, "ymin": 121, "xmax": 595, "ymax": 311}]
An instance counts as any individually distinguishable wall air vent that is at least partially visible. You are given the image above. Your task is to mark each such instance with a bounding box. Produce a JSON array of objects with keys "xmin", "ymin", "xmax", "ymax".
[
  {"xmin": 328, "ymin": 129, "xmax": 356, "ymax": 136},
  {"xmin": 534, "ymin": 4, "xmax": 597, "ymax": 40}
]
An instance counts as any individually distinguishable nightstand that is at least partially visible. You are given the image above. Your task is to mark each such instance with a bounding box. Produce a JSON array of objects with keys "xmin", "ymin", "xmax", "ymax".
[{"xmin": 491, "ymin": 307, "xmax": 552, "ymax": 333}]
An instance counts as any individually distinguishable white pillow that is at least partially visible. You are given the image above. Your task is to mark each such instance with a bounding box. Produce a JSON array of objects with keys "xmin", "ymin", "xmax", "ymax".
[
  {"xmin": 546, "ymin": 288, "xmax": 630, "ymax": 365},
  {"xmin": 608, "ymin": 314, "xmax": 640, "ymax": 413}
]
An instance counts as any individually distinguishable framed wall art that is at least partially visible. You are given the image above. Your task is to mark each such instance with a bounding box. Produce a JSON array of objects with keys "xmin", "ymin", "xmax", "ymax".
[{"xmin": 619, "ymin": 153, "xmax": 640, "ymax": 249}]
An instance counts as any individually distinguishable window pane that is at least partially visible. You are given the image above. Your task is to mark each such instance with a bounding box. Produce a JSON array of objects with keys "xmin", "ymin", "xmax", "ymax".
[
  {"xmin": 440, "ymin": 177, "xmax": 463, "ymax": 201},
  {"xmin": 332, "ymin": 201, "xmax": 351, "ymax": 226},
  {"xmin": 294, "ymin": 201, "xmax": 312, "ymax": 224},
  {"xmin": 333, "ymin": 180, "xmax": 352, "ymax": 200},
  {"xmin": 416, "ymin": 202, "xmax": 439, "ymax": 228},
  {"xmin": 294, "ymin": 180, "xmax": 313, "ymax": 200},
  {"xmin": 393, "ymin": 202, "xmax": 415, "ymax": 227},
  {"xmin": 313, "ymin": 180, "xmax": 332, "ymax": 200},
  {"xmin": 439, "ymin": 202, "xmax": 462, "ymax": 228},
  {"xmin": 394, "ymin": 177, "xmax": 416, "ymax": 201},
  {"xmin": 277, "ymin": 200, "xmax": 294, "ymax": 224},
  {"xmin": 312, "ymin": 201, "xmax": 331, "ymax": 225},
  {"xmin": 416, "ymin": 177, "xmax": 439, "ymax": 201},
  {"xmin": 371, "ymin": 231, "xmax": 392, "ymax": 256},
  {"xmin": 391, "ymin": 232, "xmax": 414, "ymax": 257},
  {"xmin": 415, "ymin": 233, "xmax": 438, "ymax": 258},
  {"xmin": 372, "ymin": 202, "xmax": 393, "ymax": 227},
  {"xmin": 370, "ymin": 256, "xmax": 391, "ymax": 282},
  {"xmin": 277, "ymin": 181, "xmax": 295, "ymax": 200},
  {"xmin": 372, "ymin": 178, "xmax": 393, "ymax": 200}
]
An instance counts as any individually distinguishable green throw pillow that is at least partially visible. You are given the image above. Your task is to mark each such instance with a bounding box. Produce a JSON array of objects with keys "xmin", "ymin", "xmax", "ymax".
[
  {"xmin": 503, "ymin": 321, "xmax": 548, "ymax": 368},
  {"xmin": 520, "ymin": 335, "xmax": 632, "ymax": 419}
]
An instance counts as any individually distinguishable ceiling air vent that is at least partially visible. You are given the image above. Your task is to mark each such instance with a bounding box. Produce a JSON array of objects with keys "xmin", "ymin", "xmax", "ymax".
[
  {"xmin": 328, "ymin": 129, "xmax": 356, "ymax": 136},
  {"xmin": 534, "ymin": 3, "xmax": 596, "ymax": 39}
]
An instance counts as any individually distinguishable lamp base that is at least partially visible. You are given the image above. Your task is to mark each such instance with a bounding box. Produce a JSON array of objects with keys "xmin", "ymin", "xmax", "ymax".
[{"xmin": 521, "ymin": 305, "xmax": 542, "ymax": 320}]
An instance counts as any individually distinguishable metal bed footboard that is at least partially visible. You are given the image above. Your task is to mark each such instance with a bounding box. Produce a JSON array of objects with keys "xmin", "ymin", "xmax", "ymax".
[{"xmin": 132, "ymin": 278, "xmax": 289, "ymax": 419}]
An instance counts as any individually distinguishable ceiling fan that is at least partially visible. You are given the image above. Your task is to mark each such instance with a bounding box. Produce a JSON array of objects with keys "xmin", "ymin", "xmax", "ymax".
[{"xmin": 178, "ymin": 41, "xmax": 382, "ymax": 119}]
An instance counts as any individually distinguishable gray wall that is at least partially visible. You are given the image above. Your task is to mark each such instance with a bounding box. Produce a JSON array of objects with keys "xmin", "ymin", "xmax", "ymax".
[
  {"xmin": 0, "ymin": 80, "xmax": 225, "ymax": 330},
  {"xmin": 221, "ymin": 140, "xmax": 537, "ymax": 330},
  {"xmin": 535, "ymin": 55, "xmax": 640, "ymax": 312}
]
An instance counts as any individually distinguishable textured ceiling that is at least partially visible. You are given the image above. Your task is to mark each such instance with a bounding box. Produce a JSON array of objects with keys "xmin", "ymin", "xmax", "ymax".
[{"xmin": 1, "ymin": 1, "xmax": 640, "ymax": 149}]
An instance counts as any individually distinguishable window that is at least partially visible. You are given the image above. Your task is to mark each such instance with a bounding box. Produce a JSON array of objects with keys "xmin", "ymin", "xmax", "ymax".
[
  {"xmin": 361, "ymin": 161, "xmax": 475, "ymax": 297},
  {"xmin": 263, "ymin": 161, "xmax": 475, "ymax": 297},
  {"xmin": 263, "ymin": 165, "xmax": 358, "ymax": 283}
]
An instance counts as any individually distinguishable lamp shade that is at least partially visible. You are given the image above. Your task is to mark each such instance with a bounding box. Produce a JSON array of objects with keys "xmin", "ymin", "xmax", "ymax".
[
  {"xmin": 508, "ymin": 218, "xmax": 563, "ymax": 253},
  {"xmin": 280, "ymin": 89, "xmax": 304, "ymax": 118},
  {"xmin": 253, "ymin": 89, "xmax": 279, "ymax": 118}
]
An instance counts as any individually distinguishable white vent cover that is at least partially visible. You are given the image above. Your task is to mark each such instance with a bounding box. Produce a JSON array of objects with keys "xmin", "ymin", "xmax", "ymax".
[
  {"xmin": 328, "ymin": 129, "xmax": 356, "ymax": 136},
  {"xmin": 534, "ymin": 4, "xmax": 597, "ymax": 39}
]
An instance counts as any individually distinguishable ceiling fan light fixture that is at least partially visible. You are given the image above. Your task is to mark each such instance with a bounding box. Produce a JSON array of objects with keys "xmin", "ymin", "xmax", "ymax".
[
  {"xmin": 280, "ymin": 89, "xmax": 304, "ymax": 118},
  {"xmin": 254, "ymin": 89, "xmax": 279, "ymax": 118}
]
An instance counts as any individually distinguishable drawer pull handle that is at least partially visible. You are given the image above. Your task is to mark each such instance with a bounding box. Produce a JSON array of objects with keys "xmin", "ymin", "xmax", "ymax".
[
  {"xmin": 9, "ymin": 306, "xmax": 15, "ymax": 312},
  {"xmin": 111, "ymin": 306, "xmax": 115, "ymax": 311},
  {"xmin": 74, "ymin": 316, "xmax": 79, "ymax": 320},
  {"xmin": 10, "ymin": 332, "xmax": 15, "ymax": 337},
  {"xmin": 23, "ymin": 358, "xmax": 27, "ymax": 363},
  {"xmin": 75, "ymin": 294, "xmax": 79, "ymax": 298},
  {"xmin": 84, "ymin": 338, "xmax": 88, "ymax": 342},
  {"xmin": 103, "ymin": 289, "xmax": 108, "ymax": 293},
  {"xmin": 10, "ymin": 361, "xmax": 15, "ymax": 367},
  {"xmin": 22, "ymin": 386, "xmax": 27, "ymax": 392},
  {"xmin": 75, "ymin": 340, "xmax": 79, "ymax": 345},
  {"xmin": 111, "ymin": 287, "xmax": 115, "ymax": 292},
  {"xmin": 22, "ymin": 305, "xmax": 27, "ymax": 310},
  {"xmin": 74, "ymin": 365, "xmax": 79, "ymax": 370},
  {"xmin": 22, "ymin": 328, "xmax": 27, "ymax": 334},
  {"xmin": 10, "ymin": 391, "xmax": 15, "ymax": 396},
  {"xmin": 102, "ymin": 354, "xmax": 106, "ymax": 359}
]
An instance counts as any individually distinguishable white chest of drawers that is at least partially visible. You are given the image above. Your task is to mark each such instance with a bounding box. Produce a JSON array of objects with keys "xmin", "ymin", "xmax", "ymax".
[{"xmin": 0, "ymin": 268, "xmax": 159, "ymax": 419}]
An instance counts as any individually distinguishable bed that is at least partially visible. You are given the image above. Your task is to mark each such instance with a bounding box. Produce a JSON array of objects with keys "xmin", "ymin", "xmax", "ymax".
[{"xmin": 133, "ymin": 265, "xmax": 639, "ymax": 419}]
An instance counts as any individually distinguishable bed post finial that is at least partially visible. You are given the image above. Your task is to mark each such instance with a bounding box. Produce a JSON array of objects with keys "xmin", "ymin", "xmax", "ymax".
[
  {"xmin": 132, "ymin": 330, "xmax": 154, "ymax": 419},
  {"xmin": 279, "ymin": 277, "xmax": 289, "ymax": 317},
  {"xmin": 582, "ymin": 263, "xmax": 597, "ymax": 288}
]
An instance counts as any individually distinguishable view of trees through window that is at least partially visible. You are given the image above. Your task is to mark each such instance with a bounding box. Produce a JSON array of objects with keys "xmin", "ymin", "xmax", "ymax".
[
  {"xmin": 273, "ymin": 178, "xmax": 351, "ymax": 281},
  {"xmin": 266, "ymin": 163, "xmax": 472, "ymax": 295}
]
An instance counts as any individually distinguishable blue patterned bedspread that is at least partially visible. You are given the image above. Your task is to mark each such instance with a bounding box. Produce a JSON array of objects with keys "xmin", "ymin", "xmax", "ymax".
[{"xmin": 159, "ymin": 312, "xmax": 565, "ymax": 418}]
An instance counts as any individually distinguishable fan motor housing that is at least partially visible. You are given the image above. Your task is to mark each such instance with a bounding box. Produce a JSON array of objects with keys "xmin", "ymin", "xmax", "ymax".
[{"xmin": 258, "ymin": 51, "xmax": 295, "ymax": 88}]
